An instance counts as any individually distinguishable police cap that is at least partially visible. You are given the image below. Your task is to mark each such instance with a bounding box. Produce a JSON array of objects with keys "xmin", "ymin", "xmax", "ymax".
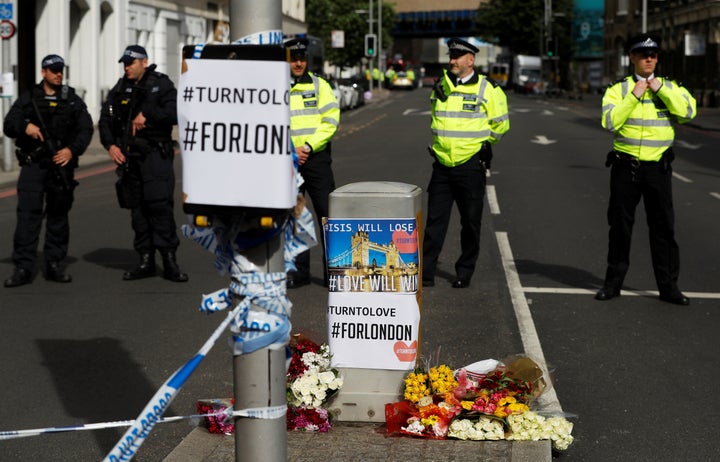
[
  {"xmin": 627, "ymin": 33, "xmax": 661, "ymax": 54},
  {"xmin": 285, "ymin": 38, "xmax": 309, "ymax": 60},
  {"xmin": 41, "ymin": 54, "xmax": 65, "ymax": 72},
  {"xmin": 447, "ymin": 38, "xmax": 479, "ymax": 58},
  {"xmin": 119, "ymin": 45, "xmax": 148, "ymax": 64}
]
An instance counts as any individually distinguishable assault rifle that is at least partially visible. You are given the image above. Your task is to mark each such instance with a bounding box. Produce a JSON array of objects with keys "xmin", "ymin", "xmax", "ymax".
[{"xmin": 30, "ymin": 98, "xmax": 73, "ymax": 192}]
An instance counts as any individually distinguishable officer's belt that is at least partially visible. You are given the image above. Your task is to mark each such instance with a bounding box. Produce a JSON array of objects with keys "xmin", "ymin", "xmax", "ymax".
[{"xmin": 613, "ymin": 151, "xmax": 659, "ymax": 166}]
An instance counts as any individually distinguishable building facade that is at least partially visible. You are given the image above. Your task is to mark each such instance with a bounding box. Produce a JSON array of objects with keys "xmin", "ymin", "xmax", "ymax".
[
  {"xmin": 604, "ymin": 0, "xmax": 720, "ymax": 105},
  {"xmin": 1, "ymin": 0, "xmax": 306, "ymax": 128}
]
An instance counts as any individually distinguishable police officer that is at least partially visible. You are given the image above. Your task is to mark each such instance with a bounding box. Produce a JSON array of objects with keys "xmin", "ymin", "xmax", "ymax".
[
  {"xmin": 422, "ymin": 38, "xmax": 510, "ymax": 289},
  {"xmin": 3, "ymin": 55, "xmax": 93, "ymax": 288},
  {"xmin": 99, "ymin": 45, "xmax": 188, "ymax": 282},
  {"xmin": 285, "ymin": 38, "xmax": 340, "ymax": 288},
  {"xmin": 597, "ymin": 34, "xmax": 695, "ymax": 305}
]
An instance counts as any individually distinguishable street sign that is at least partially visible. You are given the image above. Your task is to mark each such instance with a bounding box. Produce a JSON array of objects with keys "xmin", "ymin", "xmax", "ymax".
[
  {"xmin": 0, "ymin": 20, "xmax": 15, "ymax": 40},
  {"xmin": 331, "ymin": 30, "xmax": 344, "ymax": 48},
  {"xmin": 0, "ymin": 3, "xmax": 12, "ymax": 20}
]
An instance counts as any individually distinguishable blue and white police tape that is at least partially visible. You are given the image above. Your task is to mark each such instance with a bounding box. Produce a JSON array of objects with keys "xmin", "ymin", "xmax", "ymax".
[
  {"xmin": 103, "ymin": 300, "xmax": 246, "ymax": 462},
  {"xmin": 182, "ymin": 219, "xmax": 291, "ymax": 276},
  {"xmin": 284, "ymin": 203, "xmax": 317, "ymax": 273},
  {"xmin": 192, "ymin": 43, "xmax": 205, "ymax": 59},
  {"xmin": 0, "ymin": 405, "xmax": 286, "ymax": 441},
  {"xmin": 200, "ymin": 287, "xmax": 233, "ymax": 313},
  {"xmin": 233, "ymin": 30, "xmax": 284, "ymax": 45},
  {"xmin": 283, "ymin": 162, "xmax": 317, "ymax": 273},
  {"xmin": 228, "ymin": 253, "xmax": 291, "ymax": 354},
  {"xmin": 199, "ymin": 283, "xmax": 291, "ymax": 355},
  {"xmin": 182, "ymin": 223, "xmax": 234, "ymax": 276},
  {"xmin": 196, "ymin": 253, "xmax": 292, "ymax": 356}
]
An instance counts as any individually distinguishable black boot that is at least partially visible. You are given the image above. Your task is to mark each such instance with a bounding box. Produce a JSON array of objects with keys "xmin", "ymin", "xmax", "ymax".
[
  {"xmin": 46, "ymin": 261, "xmax": 72, "ymax": 283},
  {"xmin": 4, "ymin": 268, "xmax": 32, "ymax": 288},
  {"xmin": 161, "ymin": 251, "xmax": 188, "ymax": 282},
  {"xmin": 123, "ymin": 252, "xmax": 156, "ymax": 281}
]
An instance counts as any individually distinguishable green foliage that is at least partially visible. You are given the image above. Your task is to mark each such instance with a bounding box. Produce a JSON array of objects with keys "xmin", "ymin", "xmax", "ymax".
[{"xmin": 307, "ymin": 0, "xmax": 396, "ymax": 69}]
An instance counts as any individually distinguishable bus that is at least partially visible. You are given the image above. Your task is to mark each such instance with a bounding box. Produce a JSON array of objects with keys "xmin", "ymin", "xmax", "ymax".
[{"xmin": 489, "ymin": 62, "xmax": 509, "ymax": 87}]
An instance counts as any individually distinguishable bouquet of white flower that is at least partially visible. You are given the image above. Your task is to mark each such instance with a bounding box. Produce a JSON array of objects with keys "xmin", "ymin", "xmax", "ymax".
[
  {"xmin": 289, "ymin": 369, "xmax": 343, "ymax": 408},
  {"xmin": 447, "ymin": 416, "xmax": 505, "ymax": 440},
  {"xmin": 287, "ymin": 335, "xmax": 343, "ymax": 432},
  {"xmin": 506, "ymin": 411, "xmax": 574, "ymax": 451}
]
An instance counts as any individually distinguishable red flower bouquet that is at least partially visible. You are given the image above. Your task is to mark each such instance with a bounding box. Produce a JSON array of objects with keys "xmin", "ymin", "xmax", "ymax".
[{"xmin": 197, "ymin": 398, "xmax": 235, "ymax": 435}]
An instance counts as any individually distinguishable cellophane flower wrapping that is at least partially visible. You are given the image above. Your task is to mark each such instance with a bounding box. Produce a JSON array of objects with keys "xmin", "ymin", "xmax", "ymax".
[
  {"xmin": 286, "ymin": 334, "xmax": 343, "ymax": 432},
  {"xmin": 385, "ymin": 356, "xmax": 574, "ymax": 450},
  {"xmin": 197, "ymin": 398, "xmax": 235, "ymax": 435}
]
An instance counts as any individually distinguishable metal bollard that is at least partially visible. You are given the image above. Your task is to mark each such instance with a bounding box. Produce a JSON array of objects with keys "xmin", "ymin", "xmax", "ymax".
[{"xmin": 232, "ymin": 237, "xmax": 286, "ymax": 462}]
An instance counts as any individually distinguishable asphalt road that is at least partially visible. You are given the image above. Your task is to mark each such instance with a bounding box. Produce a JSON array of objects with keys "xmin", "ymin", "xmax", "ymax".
[{"xmin": 1, "ymin": 88, "xmax": 719, "ymax": 461}]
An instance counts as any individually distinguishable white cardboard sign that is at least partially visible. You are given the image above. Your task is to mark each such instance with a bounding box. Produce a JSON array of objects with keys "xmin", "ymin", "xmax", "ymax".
[
  {"xmin": 178, "ymin": 59, "xmax": 296, "ymax": 209},
  {"xmin": 328, "ymin": 291, "xmax": 420, "ymax": 370}
]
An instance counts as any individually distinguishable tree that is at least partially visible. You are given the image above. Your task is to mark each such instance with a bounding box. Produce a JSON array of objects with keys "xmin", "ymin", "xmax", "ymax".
[
  {"xmin": 307, "ymin": 0, "xmax": 396, "ymax": 70},
  {"xmin": 476, "ymin": 0, "xmax": 573, "ymax": 58}
]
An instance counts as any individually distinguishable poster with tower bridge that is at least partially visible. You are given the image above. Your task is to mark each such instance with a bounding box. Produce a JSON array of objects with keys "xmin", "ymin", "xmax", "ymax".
[
  {"xmin": 324, "ymin": 218, "xmax": 419, "ymax": 293},
  {"xmin": 325, "ymin": 217, "xmax": 421, "ymax": 370}
]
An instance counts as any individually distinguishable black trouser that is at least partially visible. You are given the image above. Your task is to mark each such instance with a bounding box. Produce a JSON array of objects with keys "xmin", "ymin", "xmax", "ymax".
[
  {"xmin": 125, "ymin": 146, "xmax": 180, "ymax": 255},
  {"xmin": 295, "ymin": 148, "xmax": 335, "ymax": 281},
  {"xmin": 422, "ymin": 155, "xmax": 486, "ymax": 282},
  {"xmin": 12, "ymin": 162, "xmax": 75, "ymax": 270},
  {"xmin": 603, "ymin": 158, "xmax": 680, "ymax": 294}
]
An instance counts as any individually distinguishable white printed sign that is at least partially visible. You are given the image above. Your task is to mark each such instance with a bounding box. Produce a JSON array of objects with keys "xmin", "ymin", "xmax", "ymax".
[
  {"xmin": 1, "ymin": 72, "xmax": 13, "ymax": 97},
  {"xmin": 328, "ymin": 291, "xmax": 420, "ymax": 370},
  {"xmin": 178, "ymin": 59, "xmax": 296, "ymax": 209}
]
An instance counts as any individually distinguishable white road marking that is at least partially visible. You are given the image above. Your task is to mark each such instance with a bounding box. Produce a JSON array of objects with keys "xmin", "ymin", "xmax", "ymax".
[
  {"xmin": 523, "ymin": 287, "xmax": 720, "ymax": 299},
  {"xmin": 672, "ymin": 171, "xmax": 692, "ymax": 183},
  {"xmin": 496, "ymin": 232, "xmax": 562, "ymax": 413},
  {"xmin": 531, "ymin": 135, "xmax": 557, "ymax": 145},
  {"xmin": 710, "ymin": 192, "xmax": 720, "ymax": 200},
  {"xmin": 402, "ymin": 108, "xmax": 431, "ymax": 116},
  {"xmin": 674, "ymin": 139, "xmax": 702, "ymax": 150},
  {"xmin": 486, "ymin": 185, "xmax": 500, "ymax": 215}
]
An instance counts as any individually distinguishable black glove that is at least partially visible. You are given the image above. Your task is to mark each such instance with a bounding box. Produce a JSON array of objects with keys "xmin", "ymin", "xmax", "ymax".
[
  {"xmin": 605, "ymin": 150, "xmax": 616, "ymax": 168},
  {"xmin": 478, "ymin": 143, "xmax": 493, "ymax": 169},
  {"xmin": 433, "ymin": 78, "xmax": 448, "ymax": 102}
]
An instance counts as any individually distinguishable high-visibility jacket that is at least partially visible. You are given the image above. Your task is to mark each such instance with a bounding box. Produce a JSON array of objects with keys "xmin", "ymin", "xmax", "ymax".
[
  {"xmin": 602, "ymin": 75, "xmax": 696, "ymax": 161},
  {"xmin": 289, "ymin": 71, "xmax": 339, "ymax": 153},
  {"xmin": 373, "ymin": 67, "xmax": 385, "ymax": 81},
  {"xmin": 430, "ymin": 69, "xmax": 510, "ymax": 167}
]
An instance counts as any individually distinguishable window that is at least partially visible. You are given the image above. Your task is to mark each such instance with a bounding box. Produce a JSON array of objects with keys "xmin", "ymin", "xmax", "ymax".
[{"xmin": 617, "ymin": 0, "xmax": 628, "ymax": 15}]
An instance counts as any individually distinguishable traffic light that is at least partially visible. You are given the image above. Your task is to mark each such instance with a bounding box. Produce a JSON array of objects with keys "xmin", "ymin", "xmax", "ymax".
[
  {"xmin": 364, "ymin": 33, "xmax": 377, "ymax": 57},
  {"xmin": 547, "ymin": 39, "xmax": 555, "ymax": 57}
]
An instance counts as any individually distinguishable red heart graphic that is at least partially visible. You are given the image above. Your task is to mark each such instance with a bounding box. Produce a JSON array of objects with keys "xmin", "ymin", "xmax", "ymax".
[
  {"xmin": 392, "ymin": 228, "xmax": 418, "ymax": 254},
  {"xmin": 394, "ymin": 340, "xmax": 417, "ymax": 362}
]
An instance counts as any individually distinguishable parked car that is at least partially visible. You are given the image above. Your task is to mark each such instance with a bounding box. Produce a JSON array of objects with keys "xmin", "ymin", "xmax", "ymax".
[
  {"xmin": 339, "ymin": 83, "xmax": 359, "ymax": 109},
  {"xmin": 522, "ymin": 76, "xmax": 547, "ymax": 95},
  {"xmin": 329, "ymin": 79, "xmax": 348, "ymax": 110},
  {"xmin": 337, "ymin": 77, "xmax": 366, "ymax": 108}
]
